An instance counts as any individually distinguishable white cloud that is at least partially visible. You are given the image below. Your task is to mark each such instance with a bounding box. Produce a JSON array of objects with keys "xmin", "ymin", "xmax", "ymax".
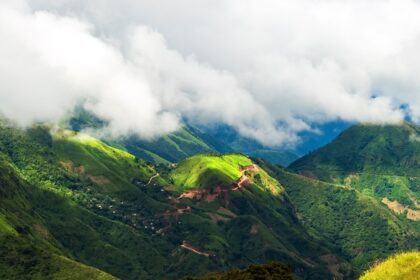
[{"xmin": 2, "ymin": 0, "xmax": 420, "ymax": 146}]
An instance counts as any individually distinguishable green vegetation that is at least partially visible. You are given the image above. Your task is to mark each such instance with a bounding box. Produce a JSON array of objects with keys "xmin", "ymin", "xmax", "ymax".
[
  {"xmin": 52, "ymin": 128, "xmax": 159, "ymax": 193},
  {"xmin": 360, "ymin": 252, "xmax": 420, "ymax": 280},
  {"xmin": 0, "ymin": 123, "xmax": 342, "ymax": 279},
  {"xmin": 257, "ymin": 159, "xmax": 419, "ymax": 275},
  {"xmin": 171, "ymin": 154, "xmax": 252, "ymax": 191},
  {"xmin": 2, "ymin": 120, "xmax": 418, "ymax": 279},
  {"xmin": 0, "ymin": 124, "xmax": 171, "ymax": 279},
  {"xmin": 183, "ymin": 262, "xmax": 297, "ymax": 280},
  {"xmin": 290, "ymin": 122, "xmax": 420, "ymax": 178},
  {"xmin": 68, "ymin": 109, "xmax": 298, "ymax": 166},
  {"xmin": 289, "ymin": 122, "xmax": 420, "ymax": 228},
  {"xmin": 0, "ymin": 156, "xmax": 118, "ymax": 280}
]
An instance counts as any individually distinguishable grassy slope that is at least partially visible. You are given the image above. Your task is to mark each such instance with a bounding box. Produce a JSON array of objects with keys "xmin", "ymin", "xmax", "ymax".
[
  {"xmin": 52, "ymin": 129, "xmax": 158, "ymax": 193},
  {"xmin": 108, "ymin": 126, "xmax": 223, "ymax": 165},
  {"xmin": 360, "ymin": 252, "xmax": 420, "ymax": 280},
  {"xmin": 290, "ymin": 123, "xmax": 420, "ymax": 177},
  {"xmin": 0, "ymin": 158, "xmax": 117, "ymax": 280},
  {"xmin": 289, "ymin": 123, "xmax": 420, "ymax": 226},
  {"xmin": 0, "ymin": 125, "xmax": 172, "ymax": 279},
  {"xmin": 258, "ymin": 159, "xmax": 419, "ymax": 275},
  {"xmin": 0, "ymin": 124, "xmax": 343, "ymax": 279},
  {"xmin": 171, "ymin": 154, "xmax": 252, "ymax": 191},
  {"xmin": 168, "ymin": 155, "xmax": 349, "ymax": 279}
]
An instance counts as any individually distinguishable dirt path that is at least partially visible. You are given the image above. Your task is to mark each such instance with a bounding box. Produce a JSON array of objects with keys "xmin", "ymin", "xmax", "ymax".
[
  {"xmin": 180, "ymin": 241, "xmax": 213, "ymax": 257},
  {"xmin": 232, "ymin": 175, "xmax": 249, "ymax": 190},
  {"xmin": 147, "ymin": 173, "xmax": 159, "ymax": 185}
]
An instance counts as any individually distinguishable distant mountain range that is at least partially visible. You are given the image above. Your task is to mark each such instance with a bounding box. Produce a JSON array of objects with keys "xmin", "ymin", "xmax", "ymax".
[
  {"xmin": 68, "ymin": 109, "xmax": 300, "ymax": 166},
  {"xmin": 0, "ymin": 119, "xmax": 418, "ymax": 279}
]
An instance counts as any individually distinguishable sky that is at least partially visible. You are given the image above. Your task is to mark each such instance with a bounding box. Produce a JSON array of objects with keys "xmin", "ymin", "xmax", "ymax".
[{"xmin": 1, "ymin": 0, "xmax": 420, "ymax": 147}]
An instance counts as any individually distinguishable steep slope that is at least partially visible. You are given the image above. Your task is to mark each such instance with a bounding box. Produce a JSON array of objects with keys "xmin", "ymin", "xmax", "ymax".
[
  {"xmin": 166, "ymin": 154, "xmax": 350, "ymax": 279},
  {"xmin": 360, "ymin": 251, "xmax": 420, "ymax": 280},
  {"xmin": 290, "ymin": 122, "xmax": 420, "ymax": 177},
  {"xmin": 0, "ymin": 157, "xmax": 117, "ymax": 280},
  {"xmin": 117, "ymin": 126, "xmax": 228, "ymax": 164},
  {"xmin": 171, "ymin": 154, "xmax": 253, "ymax": 191},
  {"xmin": 0, "ymin": 123, "xmax": 348, "ymax": 279},
  {"xmin": 0, "ymin": 124, "xmax": 173, "ymax": 279},
  {"xmin": 290, "ymin": 123, "xmax": 420, "ymax": 223},
  {"xmin": 257, "ymin": 159, "xmax": 419, "ymax": 275}
]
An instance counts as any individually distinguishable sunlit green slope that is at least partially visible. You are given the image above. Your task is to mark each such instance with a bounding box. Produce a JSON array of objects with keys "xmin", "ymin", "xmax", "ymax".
[
  {"xmin": 171, "ymin": 154, "xmax": 252, "ymax": 191},
  {"xmin": 0, "ymin": 124, "xmax": 171, "ymax": 279},
  {"xmin": 360, "ymin": 251, "xmax": 420, "ymax": 280}
]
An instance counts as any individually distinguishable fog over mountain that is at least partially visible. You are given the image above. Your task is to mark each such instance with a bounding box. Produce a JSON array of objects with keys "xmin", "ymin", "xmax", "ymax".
[{"xmin": 2, "ymin": 0, "xmax": 420, "ymax": 146}]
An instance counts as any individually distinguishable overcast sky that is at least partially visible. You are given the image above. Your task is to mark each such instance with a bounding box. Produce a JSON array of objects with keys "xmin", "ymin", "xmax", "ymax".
[{"xmin": 1, "ymin": 0, "xmax": 420, "ymax": 146}]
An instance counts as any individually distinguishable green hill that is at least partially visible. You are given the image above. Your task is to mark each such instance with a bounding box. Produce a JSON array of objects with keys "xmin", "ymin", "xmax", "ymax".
[
  {"xmin": 360, "ymin": 251, "xmax": 420, "ymax": 280},
  {"xmin": 290, "ymin": 122, "xmax": 420, "ymax": 177},
  {"xmin": 2, "ymin": 120, "xmax": 419, "ymax": 279},
  {"xmin": 0, "ymin": 123, "xmax": 348, "ymax": 279},
  {"xmin": 256, "ymin": 159, "xmax": 419, "ymax": 275},
  {"xmin": 0, "ymin": 157, "xmax": 117, "ymax": 280},
  {"xmin": 0, "ymin": 124, "xmax": 173, "ymax": 279},
  {"xmin": 289, "ymin": 123, "xmax": 420, "ymax": 223},
  {"xmin": 166, "ymin": 154, "xmax": 348, "ymax": 279},
  {"xmin": 170, "ymin": 154, "xmax": 252, "ymax": 191}
]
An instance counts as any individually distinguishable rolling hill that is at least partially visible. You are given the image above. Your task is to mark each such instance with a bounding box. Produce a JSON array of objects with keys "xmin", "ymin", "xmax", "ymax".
[
  {"xmin": 0, "ymin": 122, "xmax": 347, "ymax": 279},
  {"xmin": 290, "ymin": 122, "xmax": 420, "ymax": 177},
  {"xmin": 289, "ymin": 123, "xmax": 420, "ymax": 223},
  {"xmin": 1, "ymin": 119, "xmax": 419, "ymax": 279},
  {"xmin": 258, "ymin": 159, "xmax": 419, "ymax": 275}
]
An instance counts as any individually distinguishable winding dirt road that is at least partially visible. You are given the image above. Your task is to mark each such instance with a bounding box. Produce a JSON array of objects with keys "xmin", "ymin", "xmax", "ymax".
[
  {"xmin": 180, "ymin": 241, "xmax": 213, "ymax": 257},
  {"xmin": 147, "ymin": 173, "xmax": 159, "ymax": 185}
]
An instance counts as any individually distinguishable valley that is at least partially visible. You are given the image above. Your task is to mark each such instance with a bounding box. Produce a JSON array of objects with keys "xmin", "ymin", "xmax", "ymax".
[{"xmin": 0, "ymin": 121, "xmax": 418, "ymax": 279}]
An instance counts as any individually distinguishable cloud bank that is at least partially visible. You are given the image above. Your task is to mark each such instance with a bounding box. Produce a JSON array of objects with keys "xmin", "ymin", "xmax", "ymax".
[{"xmin": 2, "ymin": 0, "xmax": 420, "ymax": 146}]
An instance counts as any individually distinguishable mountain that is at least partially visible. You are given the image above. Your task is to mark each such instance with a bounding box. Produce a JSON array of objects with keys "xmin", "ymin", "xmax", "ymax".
[
  {"xmin": 279, "ymin": 123, "xmax": 420, "ymax": 273},
  {"xmin": 290, "ymin": 123, "xmax": 420, "ymax": 223},
  {"xmin": 67, "ymin": 110, "xmax": 298, "ymax": 166},
  {"xmin": 360, "ymin": 252, "xmax": 420, "ymax": 280},
  {"xmin": 0, "ymin": 157, "xmax": 117, "ymax": 280},
  {"xmin": 257, "ymin": 159, "xmax": 419, "ymax": 275},
  {"xmin": 1, "ymin": 120, "xmax": 418, "ymax": 279},
  {"xmin": 198, "ymin": 123, "xmax": 299, "ymax": 166},
  {"xmin": 0, "ymin": 123, "xmax": 348, "ymax": 279},
  {"xmin": 290, "ymin": 122, "xmax": 420, "ymax": 177},
  {"xmin": 67, "ymin": 107, "xmax": 228, "ymax": 164},
  {"xmin": 114, "ymin": 125, "xmax": 230, "ymax": 164},
  {"xmin": 0, "ymin": 124, "xmax": 176, "ymax": 279}
]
